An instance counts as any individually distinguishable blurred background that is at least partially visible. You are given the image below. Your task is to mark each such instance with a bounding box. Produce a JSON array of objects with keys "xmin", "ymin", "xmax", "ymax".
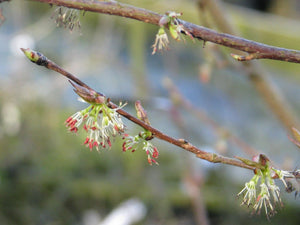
[{"xmin": 1, "ymin": 0, "xmax": 300, "ymax": 224}]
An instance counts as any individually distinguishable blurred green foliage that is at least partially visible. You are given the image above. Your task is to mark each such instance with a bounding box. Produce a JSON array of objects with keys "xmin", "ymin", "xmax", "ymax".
[
  {"xmin": 1, "ymin": 0, "xmax": 300, "ymax": 224},
  {"xmin": 0, "ymin": 101, "xmax": 299, "ymax": 224}
]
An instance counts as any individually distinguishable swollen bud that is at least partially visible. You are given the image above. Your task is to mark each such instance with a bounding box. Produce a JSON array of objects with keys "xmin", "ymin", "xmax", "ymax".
[
  {"xmin": 135, "ymin": 100, "xmax": 151, "ymax": 125},
  {"xmin": 69, "ymin": 80, "xmax": 106, "ymax": 104},
  {"xmin": 20, "ymin": 48, "xmax": 48, "ymax": 66}
]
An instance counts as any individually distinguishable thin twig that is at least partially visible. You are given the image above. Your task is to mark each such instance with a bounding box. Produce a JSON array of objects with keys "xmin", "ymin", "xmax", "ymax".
[
  {"xmin": 21, "ymin": 48, "xmax": 255, "ymax": 171},
  {"xmin": 29, "ymin": 0, "xmax": 300, "ymax": 63}
]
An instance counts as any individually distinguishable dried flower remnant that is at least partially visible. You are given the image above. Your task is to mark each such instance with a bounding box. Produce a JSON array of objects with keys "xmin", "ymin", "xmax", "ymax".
[
  {"xmin": 51, "ymin": 6, "xmax": 82, "ymax": 32},
  {"xmin": 283, "ymin": 169, "xmax": 300, "ymax": 198}
]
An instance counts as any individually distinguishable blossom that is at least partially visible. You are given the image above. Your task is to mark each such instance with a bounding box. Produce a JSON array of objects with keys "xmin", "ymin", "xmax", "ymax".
[
  {"xmin": 152, "ymin": 11, "xmax": 194, "ymax": 55},
  {"xmin": 143, "ymin": 141, "xmax": 159, "ymax": 165},
  {"xmin": 237, "ymin": 174, "xmax": 259, "ymax": 207},
  {"xmin": 65, "ymin": 102, "xmax": 125, "ymax": 151},
  {"xmin": 65, "ymin": 107, "xmax": 90, "ymax": 133},
  {"xmin": 237, "ymin": 154, "xmax": 286, "ymax": 218},
  {"xmin": 253, "ymin": 183, "xmax": 276, "ymax": 218},
  {"xmin": 152, "ymin": 27, "xmax": 169, "ymax": 55},
  {"xmin": 122, "ymin": 132, "xmax": 159, "ymax": 165}
]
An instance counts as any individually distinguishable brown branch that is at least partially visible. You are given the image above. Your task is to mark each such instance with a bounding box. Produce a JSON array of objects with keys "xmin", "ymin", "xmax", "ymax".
[
  {"xmin": 21, "ymin": 48, "xmax": 255, "ymax": 171},
  {"xmin": 28, "ymin": 0, "xmax": 300, "ymax": 63}
]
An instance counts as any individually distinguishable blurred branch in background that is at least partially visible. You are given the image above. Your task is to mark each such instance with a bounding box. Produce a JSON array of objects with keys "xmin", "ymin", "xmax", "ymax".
[
  {"xmin": 127, "ymin": 21, "xmax": 149, "ymax": 98},
  {"xmin": 197, "ymin": 0, "xmax": 300, "ymax": 132},
  {"xmin": 165, "ymin": 79, "xmax": 210, "ymax": 225},
  {"xmin": 163, "ymin": 77, "xmax": 258, "ymax": 157}
]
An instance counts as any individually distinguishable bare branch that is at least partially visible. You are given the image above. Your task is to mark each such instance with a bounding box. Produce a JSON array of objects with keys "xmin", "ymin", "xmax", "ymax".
[{"xmin": 29, "ymin": 0, "xmax": 300, "ymax": 63}]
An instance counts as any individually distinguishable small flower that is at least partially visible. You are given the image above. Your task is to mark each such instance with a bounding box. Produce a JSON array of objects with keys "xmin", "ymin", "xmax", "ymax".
[
  {"xmin": 237, "ymin": 154, "xmax": 285, "ymax": 219},
  {"xmin": 143, "ymin": 141, "xmax": 159, "ymax": 165},
  {"xmin": 237, "ymin": 174, "xmax": 259, "ymax": 207},
  {"xmin": 152, "ymin": 11, "xmax": 194, "ymax": 54},
  {"xmin": 65, "ymin": 102, "xmax": 125, "ymax": 151},
  {"xmin": 65, "ymin": 106, "xmax": 91, "ymax": 133},
  {"xmin": 253, "ymin": 183, "xmax": 275, "ymax": 218},
  {"xmin": 122, "ymin": 132, "xmax": 159, "ymax": 165},
  {"xmin": 267, "ymin": 180, "xmax": 283, "ymax": 208},
  {"xmin": 152, "ymin": 27, "xmax": 169, "ymax": 55}
]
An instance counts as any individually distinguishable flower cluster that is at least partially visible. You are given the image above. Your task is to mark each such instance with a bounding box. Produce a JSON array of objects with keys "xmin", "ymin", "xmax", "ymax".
[
  {"xmin": 152, "ymin": 11, "xmax": 194, "ymax": 54},
  {"xmin": 122, "ymin": 131, "xmax": 159, "ymax": 165},
  {"xmin": 65, "ymin": 102, "xmax": 125, "ymax": 151},
  {"xmin": 237, "ymin": 154, "xmax": 300, "ymax": 219}
]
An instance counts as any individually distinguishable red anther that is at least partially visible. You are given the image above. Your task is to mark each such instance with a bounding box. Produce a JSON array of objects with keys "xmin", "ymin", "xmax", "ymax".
[
  {"xmin": 151, "ymin": 159, "xmax": 158, "ymax": 165},
  {"xmin": 89, "ymin": 140, "xmax": 93, "ymax": 150},
  {"xmin": 93, "ymin": 141, "xmax": 99, "ymax": 147},
  {"xmin": 107, "ymin": 139, "xmax": 112, "ymax": 147},
  {"xmin": 84, "ymin": 137, "xmax": 90, "ymax": 145},
  {"xmin": 65, "ymin": 116, "xmax": 73, "ymax": 123},
  {"xmin": 70, "ymin": 126, "xmax": 78, "ymax": 133},
  {"xmin": 152, "ymin": 147, "xmax": 159, "ymax": 158},
  {"xmin": 83, "ymin": 124, "xmax": 88, "ymax": 131}
]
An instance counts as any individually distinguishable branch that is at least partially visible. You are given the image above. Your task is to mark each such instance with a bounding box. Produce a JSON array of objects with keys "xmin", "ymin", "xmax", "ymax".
[
  {"xmin": 197, "ymin": 0, "xmax": 300, "ymax": 131},
  {"xmin": 29, "ymin": 0, "xmax": 300, "ymax": 64},
  {"xmin": 21, "ymin": 48, "xmax": 256, "ymax": 171}
]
